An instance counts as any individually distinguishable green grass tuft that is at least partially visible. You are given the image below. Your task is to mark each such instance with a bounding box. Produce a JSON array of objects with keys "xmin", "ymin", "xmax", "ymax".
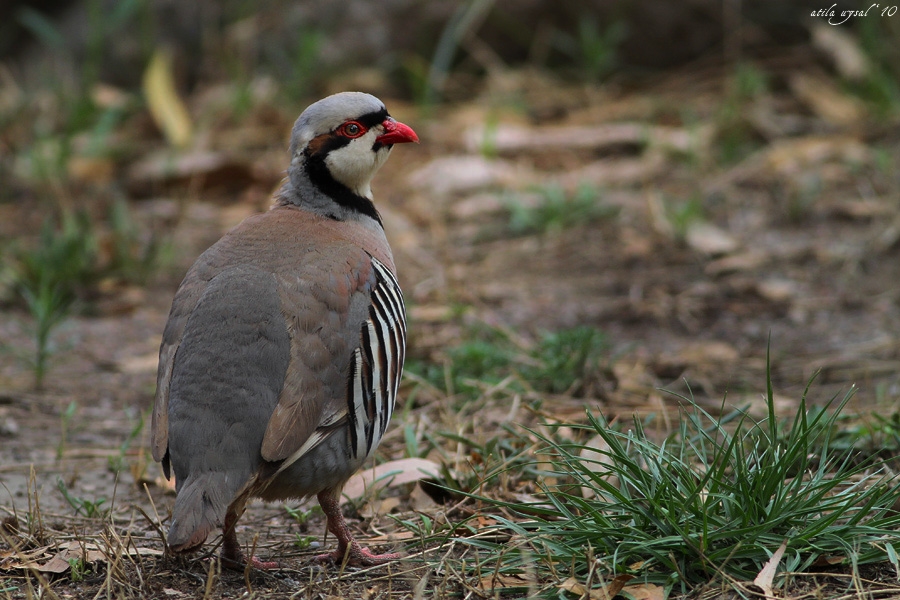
[
  {"xmin": 11, "ymin": 213, "xmax": 96, "ymax": 389},
  {"xmin": 506, "ymin": 183, "xmax": 619, "ymax": 236},
  {"xmin": 406, "ymin": 324, "xmax": 608, "ymax": 404},
  {"xmin": 432, "ymin": 351, "xmax": 900, "ymax": 597}
]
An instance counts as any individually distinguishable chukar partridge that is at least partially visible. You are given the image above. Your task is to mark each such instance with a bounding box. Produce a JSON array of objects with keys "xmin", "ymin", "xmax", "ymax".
[{"xmin": 151, "ymin": 92, "xmax": 418, "ymax": 569}]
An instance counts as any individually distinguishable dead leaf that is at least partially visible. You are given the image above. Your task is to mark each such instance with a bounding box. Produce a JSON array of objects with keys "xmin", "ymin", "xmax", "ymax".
[
  {"xmin": 91, "ymin": 83, "xmax": 130, "ymax": 109},
  {"xmin": 705, "ymin": 251, "xmax": 770, "ymax": 276},
  {"xmin": 612, "ymin": 359, "xmax": 657, "ymax": 394},
  {"xmin": 476, "ymin": 515, "xmax": 498, "ymax": 528},
  {"xmin": 0, "ymin": 545, "xmax": 53, "ymax": 571},
  {"xmin": 342, "ymin": 458, "xmax": 442, "ymax": 502},
  {"xmin": 829, "ymin": 198, "xmax": 895, "ymax": 220},
  {"xmin": 67, "ymin": 155, "xmax": 115, "ymax": 185},
  {"xmin": 733, "ymin": 393, "xmax": 798, "ymax": 420},
  {"xmin": 810, "ymin": 554, "xmax": 845, "ymax": 567},
  {"xmin": 789, "ymin": 73, "xmax": 865, "ymax": 127},
  {"xmin": 3, "ymin": 541, "xmax": 164, "ymax": 573},
  {"xmin": 619, "ymin": 582, "xmax": 666, "ymax": 600},
  {"xmin": 764, "ymin": 137, "xmax": 869, "ymax": 177},
  {"xmin": 579, "ymin": 434, "xmax": 619, "ymax": 500},
  {"xmin": 811, "ymin": 22, "xmax": 870, "ymax": 81},
  {"xmin": 480, "ymin": 572, "xmax": 533, "ymax": 591},
  {"xmin": 559, "ymin": 574, "xmax": 633, "ymax": 600},
  {"xmin": 756, "ymin": 278, "xmax": 800, "ymax": 303},
  {"xmin": 409, "ymin": 481, "xmax": 439, "ymax": 511},
  {"xmin": 36, "ymin": 541, "xmax": 105, "ymax": 574},
  {"xmin": 671, "ymin": 341, "xmax": 740, "ymax": 367},
  {"xmin": 752, "ymin": 538, "xmax": 788, "ymax": 600},
  {"xmin": 685, "ymin": 222, "xmax": 739, "ymax": 256},
  {"xmin": 359, "ymin": 495, "xmax": 402, "ymax": 519},
  {"xmin": 142, "ymin": 48, "xmax": 193, "ymax": 148}
]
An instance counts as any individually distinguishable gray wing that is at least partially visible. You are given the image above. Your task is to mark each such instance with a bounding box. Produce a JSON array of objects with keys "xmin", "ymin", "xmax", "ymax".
[
  {"xmin": 155, "ymin": 264, "xmax": 291, "ymax": 550},
  {"xmin": 165, "ymin": 265, "xmax": 290, "ymax": 488}
]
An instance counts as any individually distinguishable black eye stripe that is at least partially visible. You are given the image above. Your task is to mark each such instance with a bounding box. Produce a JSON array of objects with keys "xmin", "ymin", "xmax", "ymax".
[{"xmin": 353, "ymin": 109, "xmax": 388, "ymax": 130}]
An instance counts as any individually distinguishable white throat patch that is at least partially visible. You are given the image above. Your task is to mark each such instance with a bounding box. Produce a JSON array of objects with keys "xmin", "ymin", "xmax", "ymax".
[{"xmin": 324, "ymin": 132, "xmax": 392, "ymax": 199}]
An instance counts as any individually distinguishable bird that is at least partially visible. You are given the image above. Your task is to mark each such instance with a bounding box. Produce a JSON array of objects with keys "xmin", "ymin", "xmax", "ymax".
[{"xmin": 150, "ymin": 91, "xmax": 418, "ymax": 569}]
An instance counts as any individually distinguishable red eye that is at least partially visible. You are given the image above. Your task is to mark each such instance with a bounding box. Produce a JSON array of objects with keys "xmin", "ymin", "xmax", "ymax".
[{"xmin": 339, "ymin": 121, "xmax": 366, "ymax": 138}]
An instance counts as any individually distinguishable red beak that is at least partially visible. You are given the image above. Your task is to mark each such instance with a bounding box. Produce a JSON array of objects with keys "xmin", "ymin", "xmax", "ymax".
[{"xmin": 376, "ymin": 118, "xmax": 419, "ymax": 145}]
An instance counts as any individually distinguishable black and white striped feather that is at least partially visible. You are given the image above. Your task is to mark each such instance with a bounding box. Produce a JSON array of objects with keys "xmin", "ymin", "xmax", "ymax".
[{"xmin": 347, "ymin": 256, "xmax": 406, "ymax": 460}]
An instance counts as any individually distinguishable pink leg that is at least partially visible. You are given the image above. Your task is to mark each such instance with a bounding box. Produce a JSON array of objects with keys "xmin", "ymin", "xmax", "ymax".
[
  {"xmin": 314, "ymin": 489, "xmax": 400, "ymax": 567},
  {"xmin": 220, "ymin": 509, "xmax": 279, "ymax": 571}
]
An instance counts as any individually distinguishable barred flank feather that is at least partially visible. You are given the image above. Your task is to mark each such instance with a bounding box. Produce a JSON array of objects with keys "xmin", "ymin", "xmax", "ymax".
[{"xmin": 347, "ymin": 256, "xmax": 406, "ymax": 460}]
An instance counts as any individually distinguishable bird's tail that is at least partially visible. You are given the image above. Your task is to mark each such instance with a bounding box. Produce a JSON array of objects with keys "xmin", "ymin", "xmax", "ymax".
[{"xmin": 166, "ymin": 474, "xmax": 231, "ymax": 552}]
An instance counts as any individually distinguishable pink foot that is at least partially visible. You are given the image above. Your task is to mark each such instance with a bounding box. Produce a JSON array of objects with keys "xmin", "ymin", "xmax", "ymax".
[
  {"xmin": 247, "ymin": 555, "xmax": 280, "ymax": 570},
  {"xmin": 314, "ymin": 543, "xmax": 400, "ymax": 567},
  {"xmin": 220, "ymin": 521, "xmax": 279, "ymax": 570},
  {"xmin": 314, "ymin": 489, "xmax": 401, "ymax": 568}
]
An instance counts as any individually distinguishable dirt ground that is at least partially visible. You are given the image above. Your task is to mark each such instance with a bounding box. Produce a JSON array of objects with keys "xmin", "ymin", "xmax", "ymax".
[{"xmin": 2, "ymin": 57, "xmax": 900, "ymax": 598}]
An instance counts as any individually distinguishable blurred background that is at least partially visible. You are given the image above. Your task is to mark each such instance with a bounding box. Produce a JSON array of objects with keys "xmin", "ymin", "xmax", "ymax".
[{"xmin": 1, "ymin": 0, "xmax": 900, "ymax": 527}]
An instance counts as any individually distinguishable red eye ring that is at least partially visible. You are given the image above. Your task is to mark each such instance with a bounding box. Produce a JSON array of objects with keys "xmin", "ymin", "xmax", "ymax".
[{"xmin": 338, "ymin": 121, "xmax": 367, "ymax": 138}]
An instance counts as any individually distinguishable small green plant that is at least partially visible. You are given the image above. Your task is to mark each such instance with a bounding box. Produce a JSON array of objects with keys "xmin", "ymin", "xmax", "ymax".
[
  {"xmin": 396, "ymin": 512, "xmax": 437, "ymax": 539},
  {"xmin": 0, "ymin": 582, "xmax": 19, "ymax": 593},
  {"xmin": 662, "ymin": 193, "xmax": 705, "ymax": 241},
  {"xmin": 477, "ymin": 114, "xmax": 500, "ymax": 159},
  {"xmin": 9, "ymin": 203, "xmax": 168, "ymax": 388},
  {"xmin": 506, "ymin": 183, "xmax": 618, "ymax": 236},
  {"xmin": 56, "ymin": 400, "xmax": 78, "ymax": 460},
  {"xmin": 522, "ymin": 326, "xmax": 607, "ymax": 395},
  {"xmin": 456, "ymin": 352, "xmax": 900, "ymax": 596},
  {"xmin": 293, "ymin": 535, "xmax": 317, "ymax": 550},
  {"xmin": 407, "ymin": 324, "xmax": 608, "ymax": 404},
  {"xmin": 56, "ymin": 478, "xmax": 108, "ymax": 518},
  {"xmin": 12, "ymin": 213, "xmax": 96, "ymax": 389},
  {"xmin": 399, "ymin": 53, "xmax": 433, "ymax": 113},
  {"xmin": 572, "ymin": 18, "xmax": 627, "ymax": 81},
  {"xmin": 15, "ymin": 0, "xmax": 147, "ymax": 182},
  {"xmin": 108, "ymin": 409, "xmax": 147, "ymax": 473},
  {"xmin": 437, "ymin": 427, "xmax": 535, "ymax": 494},
  {"xmin": 547, "ymin": 16, "xmax": 627, "ymax": 81},
  {"xmin": 716, "ymin": 62, "xmax": 769, "ymax": 164},
  {"xmin": 262, "ymin": 27, "xmax": 324, "ymax": 103},
  {"xmin": 851, "ymin": 16, "xmax": 900, "ymax": 116},
  {"xmin": 425, "ymin": 0, "xmax": 495, "ymax": 105},
  {"xmin": 67, "ymin": 557, "xmax": 89, "ymax": 583},
  {"xmin": 284, "ymin": 504, "xmax": 313, "ymax": 527},
  {"xmin": 284, "ymin": 504, "xmax": 318, "ymax": 549}
]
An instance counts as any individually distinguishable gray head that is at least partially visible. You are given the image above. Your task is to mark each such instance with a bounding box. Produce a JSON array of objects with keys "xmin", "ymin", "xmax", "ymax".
[
  {"xmin": 283, "ymin": 92, "xmax": 418, "ymax": 219},
  {"xmin": 290, "ymin": 92, "xmax": 387, "ymax": 156}
]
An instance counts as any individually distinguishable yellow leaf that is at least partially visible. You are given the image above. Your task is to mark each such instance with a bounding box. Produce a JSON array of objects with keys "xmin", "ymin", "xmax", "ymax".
[{"xmin": 142, "ymin": 49, "xmax": 193, "ymax": 148}]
